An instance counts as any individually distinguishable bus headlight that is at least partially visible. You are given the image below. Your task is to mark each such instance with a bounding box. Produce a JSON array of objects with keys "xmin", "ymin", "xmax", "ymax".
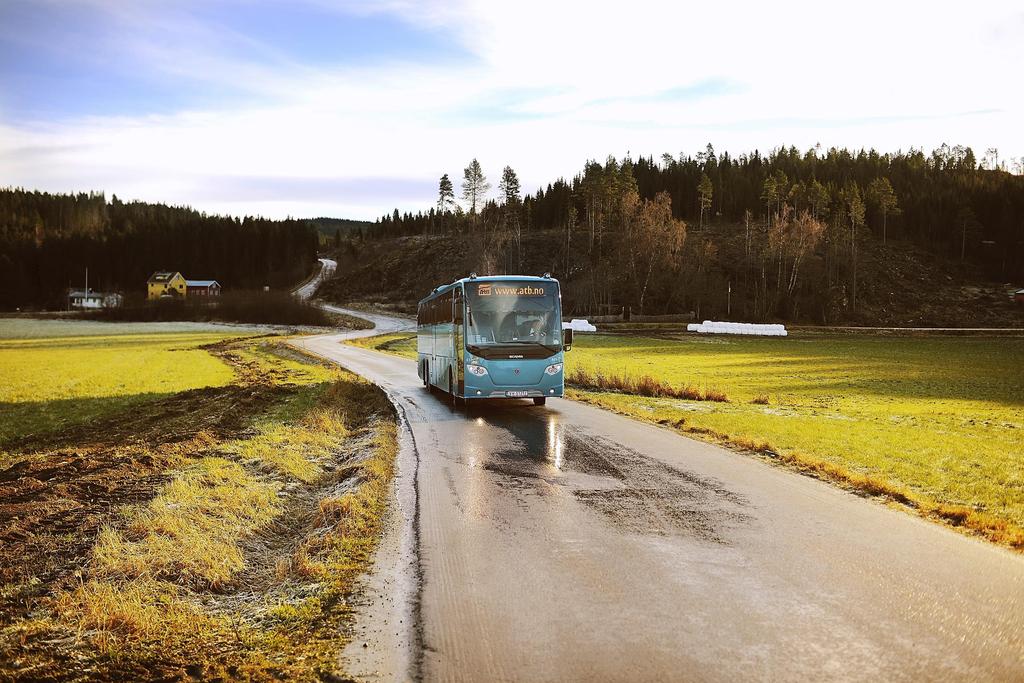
[
  {"xmin": 545, "ymin": 363, "xmax": 563, "ymax": 375},
  {"xmin": 467, "ymin": 365, "xmax": 488, "ymax": 377}
]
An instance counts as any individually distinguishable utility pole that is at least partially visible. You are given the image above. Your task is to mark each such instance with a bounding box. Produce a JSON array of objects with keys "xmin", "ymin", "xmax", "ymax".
[{"xmin": 727, "ymin": 281, "xmax": 732, "ymax": 317}]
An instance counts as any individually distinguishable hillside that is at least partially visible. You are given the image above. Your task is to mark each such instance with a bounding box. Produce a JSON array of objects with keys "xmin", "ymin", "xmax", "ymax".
[
  {"xmin": 332, "ymin": 145, "xmax": 1024, "ymax": 327},
  {"xmin": 320, "ymin": 227, "xmax": 1024, "ymax": 327}
]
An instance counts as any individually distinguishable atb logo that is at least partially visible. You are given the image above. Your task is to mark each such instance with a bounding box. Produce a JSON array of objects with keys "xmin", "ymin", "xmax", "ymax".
[{"xmin": 477, "ymin": 284, "xmax": 492, "ymax": 296}]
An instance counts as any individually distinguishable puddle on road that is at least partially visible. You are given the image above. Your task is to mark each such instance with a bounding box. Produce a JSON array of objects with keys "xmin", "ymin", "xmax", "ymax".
[{"xmin": 460, "ymin": 403, "xmax": 751, "ymax": 543}]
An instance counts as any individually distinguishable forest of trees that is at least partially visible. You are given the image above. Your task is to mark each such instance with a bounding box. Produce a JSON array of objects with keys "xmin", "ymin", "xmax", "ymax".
[
  {"xmin": 5, "ymin": 143, "xmax": 1021, "ymax": 320},
  {"xmin": 0, "ymin": 189, "xmax": 319, "ymax": 309},
  {"xmin": 308, "ymin": 217, "xmax": 374, "ymax": 248},
  {"xmin": 366, "ymin": 145, "xmax": 1024, "ymax": 319}
]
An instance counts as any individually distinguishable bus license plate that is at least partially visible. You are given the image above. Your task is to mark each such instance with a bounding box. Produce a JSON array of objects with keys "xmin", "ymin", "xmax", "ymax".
[{"xmin": 506, "ymin": 391, "xmax": 529, "ymax": 397}]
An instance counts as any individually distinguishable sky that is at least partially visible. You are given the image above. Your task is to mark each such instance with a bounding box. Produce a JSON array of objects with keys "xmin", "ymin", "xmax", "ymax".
[{"xmin": 1, "ymin": 0, "xmax": 1022, "ymax": 220}]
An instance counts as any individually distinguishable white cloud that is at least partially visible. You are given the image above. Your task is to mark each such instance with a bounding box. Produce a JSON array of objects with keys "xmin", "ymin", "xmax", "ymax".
[{"xmin": 2, "ymin": 0, "xmax": 1022, "ymax": 219}]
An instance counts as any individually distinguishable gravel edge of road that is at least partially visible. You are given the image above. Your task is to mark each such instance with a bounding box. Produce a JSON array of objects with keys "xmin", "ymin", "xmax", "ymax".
[
  {"xmin": 288, "ymin": 282, "xmax": 424, "ymax": 681},
  {"xmin": 333, "ymin": 358, "xmax": 423, "ymax": 682}
]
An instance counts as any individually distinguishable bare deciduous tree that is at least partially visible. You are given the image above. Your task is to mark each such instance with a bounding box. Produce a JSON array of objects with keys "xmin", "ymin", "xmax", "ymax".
[{"xmin": 627, "ymin": 191, "xmax": 686, "ymax": 313}]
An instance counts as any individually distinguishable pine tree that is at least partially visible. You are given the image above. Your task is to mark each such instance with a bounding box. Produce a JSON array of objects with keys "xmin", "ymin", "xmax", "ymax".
[
  {"xmin": 761, "ymin": 176, "xmax": 778, "ymax": 227},
  {"xmin": 957, "ymin": 205, "xmax": 980, "ymax": 262},
  {"xmin": 498, "ymin": 166, "xmax": 521, "ymax": 205},
  {"xmin": 808, "ymin": 179, "xmax": 830, "ymax": 220},
  {"xmin": 461, "ymin": 159, "xmax": 490, "ymax": 214},
  {"xmin": 866, "ymin": 177, "xmax": 899, "ymax": 244},
  {"xmin": 845, "ymin": 183, "xmax": 866, "ymax": 309},
  {"xmin": 437, "ymin": 174, "xmax": 455, "ymax": 213},
  {"xmin": 697, "ymin": 173, "xmax": 713, "ymax": 227}
]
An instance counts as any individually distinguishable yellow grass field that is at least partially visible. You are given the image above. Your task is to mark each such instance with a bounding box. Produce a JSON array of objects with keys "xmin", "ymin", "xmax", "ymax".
[
  {"xmin": 1, "ymin": 320, "xmax": 397, "ymax": 680},
  {"xmin": 0, "ymin": 320, "xmax": 256, "ymax": 446}
]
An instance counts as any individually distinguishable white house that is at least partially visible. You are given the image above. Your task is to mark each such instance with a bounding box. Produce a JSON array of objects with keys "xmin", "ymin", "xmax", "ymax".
[{"xmin": 69, "ymin": 289, "xmax": 123, "ymax": 310}]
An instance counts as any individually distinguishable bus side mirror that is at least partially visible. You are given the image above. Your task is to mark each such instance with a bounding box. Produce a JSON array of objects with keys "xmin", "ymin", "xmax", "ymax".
[
  {"xmin": 453, "ymin": 294, "xmax": 463, "ymax": 323},
  {"xmin": 563, "ymin": 328, "xmax": 573, "ymax": 351}
]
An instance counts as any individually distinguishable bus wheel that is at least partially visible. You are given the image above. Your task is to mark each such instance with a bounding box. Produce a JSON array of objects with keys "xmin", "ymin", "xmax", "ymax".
[
  {"xmin": 533, "ymin": 397, "xmax": 547, "ymax": 406},
  {"xmin": 448, "ymin": 369, "xmax": 457, "ymax": 407},
  {"xmin": 422, "ymin": 361, "xmax": 429, "ymax": 389}
]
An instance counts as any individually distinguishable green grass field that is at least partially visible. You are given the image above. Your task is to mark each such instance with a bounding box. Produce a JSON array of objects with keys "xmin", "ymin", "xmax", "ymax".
[
  {"xmin": 351, "ymin": 329, "xmax": 1024, "ymax": 546},
  {"xmin": 0, "ymin": 320, "xmax": 258, "ymax": 446}
]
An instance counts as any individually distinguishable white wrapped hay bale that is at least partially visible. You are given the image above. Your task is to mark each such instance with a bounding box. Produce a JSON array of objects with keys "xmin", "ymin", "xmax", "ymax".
[
  {"xmin": 562, "ymin": 319, "xmax": 598, "ymax": 333},
  {"xmin": 688, "ymin": 321, "xmax": 787, "ymax": 337}
]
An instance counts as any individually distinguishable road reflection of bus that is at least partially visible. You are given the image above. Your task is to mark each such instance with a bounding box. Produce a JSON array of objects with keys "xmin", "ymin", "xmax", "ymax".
[{"xmin": 417, "ymin": 274, "xmax": 573, "ymax": 406}]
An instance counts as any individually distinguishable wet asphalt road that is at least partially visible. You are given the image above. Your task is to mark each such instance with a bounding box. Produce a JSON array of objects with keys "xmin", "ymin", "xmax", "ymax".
[{"xmin": 293, "ymin": 309, "xmax": 1024, "ymax": 682}]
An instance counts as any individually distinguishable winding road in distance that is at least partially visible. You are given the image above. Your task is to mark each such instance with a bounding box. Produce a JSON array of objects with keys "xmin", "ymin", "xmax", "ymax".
[{"xmin": 293, "ymin": 259, "xmax": 1024, "ymax": 682}]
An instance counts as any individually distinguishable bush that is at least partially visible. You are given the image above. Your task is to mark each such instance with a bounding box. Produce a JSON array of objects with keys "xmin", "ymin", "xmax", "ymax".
[{"xmin": 87, "ymin": 290, "xmax": 333, "ymax": 326}]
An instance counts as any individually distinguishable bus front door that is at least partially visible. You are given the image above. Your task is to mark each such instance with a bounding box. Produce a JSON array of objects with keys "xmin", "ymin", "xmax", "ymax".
[{"xmin": 453, "ymin": 289, "xmax": 465, "ymax": 396}]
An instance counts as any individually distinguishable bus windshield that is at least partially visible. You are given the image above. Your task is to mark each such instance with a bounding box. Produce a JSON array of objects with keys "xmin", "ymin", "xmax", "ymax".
[{"xmin": 465, "ymin": 281, "xmax": 560, "ymax": 350}]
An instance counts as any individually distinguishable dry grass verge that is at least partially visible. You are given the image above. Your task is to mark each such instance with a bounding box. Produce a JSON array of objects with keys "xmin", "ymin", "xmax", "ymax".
[
  {"xmin": 53, "ymin": 578, "xmax": 218, "ymax": 660},
  {"xmin": 566, "ymin": 366, "xmax": 729, "ymax": 402},
  {"xmin": 269, "ymin": 420, "xmax": 396, "ymax": 616},
  {"xmin": 345, "ymin": 331, "xmax": 417, "ymax": 358},
  {"xmin": 223, "ymin": 408, "xmax": 350, "ymax": 483},
  {"xmin": 91, "ymin": 457, "xmax": 283, "ymax": 590}
]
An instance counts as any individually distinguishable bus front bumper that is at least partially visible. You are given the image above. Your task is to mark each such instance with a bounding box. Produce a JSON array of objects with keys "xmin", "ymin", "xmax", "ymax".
[{"xmin": 463, "ymin": 386, "xmax": 563, "ymax": 399}]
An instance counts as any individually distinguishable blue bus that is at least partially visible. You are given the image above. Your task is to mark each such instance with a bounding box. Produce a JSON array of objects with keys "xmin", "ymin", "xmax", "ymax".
[{"xmin": 417, "ymin": 274, "xmax": 573, "ymax": 406}]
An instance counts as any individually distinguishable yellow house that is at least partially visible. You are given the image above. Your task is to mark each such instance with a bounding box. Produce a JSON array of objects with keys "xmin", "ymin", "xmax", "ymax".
[{"xmin": 147, "ymin": 271, "xmax": 187, "ymax": 300}]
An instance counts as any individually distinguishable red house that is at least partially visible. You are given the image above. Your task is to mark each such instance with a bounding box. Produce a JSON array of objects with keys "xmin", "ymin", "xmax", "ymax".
[{"xmin": 186, "ymin": 279, "xmax": 222, "ymax": 297}]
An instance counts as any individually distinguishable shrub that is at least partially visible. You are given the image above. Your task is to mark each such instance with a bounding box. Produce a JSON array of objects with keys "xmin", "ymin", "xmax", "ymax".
[{"xmin": 87, "ymin": 290, "xmax": 333, "ymax": 326}]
